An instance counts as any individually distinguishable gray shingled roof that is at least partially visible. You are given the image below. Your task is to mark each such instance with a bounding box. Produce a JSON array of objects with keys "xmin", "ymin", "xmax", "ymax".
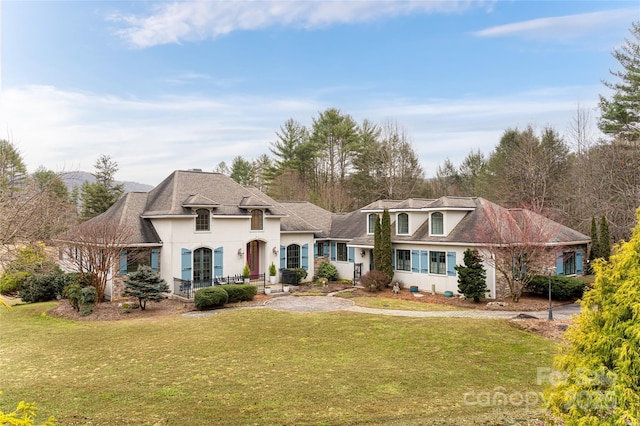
[
  {"xmin": 276, "ymin": 201, "xmax": 331, "ymax": 236},
  {"xmin": 329, "ymin": 196, "xmax": 589, "ymax": 247},
  {"xmin": 88, "ymin": 170, "xmax": 324, "ymax": 245},
  {"xmin": 89, "ymin": 192, "xmax": 161, "ymax": 244}
]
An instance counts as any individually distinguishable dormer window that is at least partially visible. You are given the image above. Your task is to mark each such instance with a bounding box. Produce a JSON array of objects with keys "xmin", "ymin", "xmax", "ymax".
[
  {"xmin": 367, "ymin": 213, "xmax": 377, "ymax": 234},
  {"xmin": 251, "ymin": 210, "xmax": 263, "ymax": 231},
  {"xmin": 195, "ymin": 209, "xmax": 210, "ymax": 231},
  {"xmin": 397, "ymin": 213, "xmax": 409, "ymax": 235},
  {"xmin": 431, "ymin": 212, "xmax": 444, "ymax": 235}
]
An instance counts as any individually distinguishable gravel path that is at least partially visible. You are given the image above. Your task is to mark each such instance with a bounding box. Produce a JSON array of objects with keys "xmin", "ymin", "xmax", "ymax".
[{"xmin": 262, "ymin": 295, "xmax": 580, "ymax": 320}]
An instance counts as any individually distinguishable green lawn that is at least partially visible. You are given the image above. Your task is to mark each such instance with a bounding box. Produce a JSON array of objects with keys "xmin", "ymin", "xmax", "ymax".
[
  {"xmin": 0, "ymin": 302, "xmax": 554, "ymax": 425},
  {"xmin": 347, "ymin": 296, "xmax": 471, "ymax": 311}
]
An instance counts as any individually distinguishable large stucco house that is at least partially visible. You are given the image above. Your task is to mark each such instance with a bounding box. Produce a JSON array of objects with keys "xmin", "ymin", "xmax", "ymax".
[{"xmin": 63, "ymin": 169, "xmax": 589, "ymax": 301}]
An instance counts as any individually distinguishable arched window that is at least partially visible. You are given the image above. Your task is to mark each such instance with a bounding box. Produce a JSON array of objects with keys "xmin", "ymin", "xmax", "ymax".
[
  {"xmin": 397, "ymin": 213, "xmax": 409, "ymax": 235},
  {"xmin": 195, "ymin": 209, "xmax": 210, "ymax": 231},
  {"xmin": 286, "ymin": 244, "xmax": 300, "ymax": 269},
  {"xmin": 368, "ymin": 213, "xmax": 377, "ymax": 234},
  {"xmin": 251, "ymin": 210, "xmax": 263, "ymax": 230},
  {"xmin": 431, "ymin": 212, "xmax": 444, "ymax": 235}
]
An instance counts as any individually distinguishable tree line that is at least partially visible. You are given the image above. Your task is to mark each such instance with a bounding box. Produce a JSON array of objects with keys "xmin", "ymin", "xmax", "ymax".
[{"xmin": 220, "ymin": 21, "xmax": 639, "ymax": 243}]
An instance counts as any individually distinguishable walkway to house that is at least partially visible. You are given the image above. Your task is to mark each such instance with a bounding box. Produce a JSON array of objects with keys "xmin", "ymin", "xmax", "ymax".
[{"xmin": 262, "ymin": 295, "xmax": 581, "ymax": 320}]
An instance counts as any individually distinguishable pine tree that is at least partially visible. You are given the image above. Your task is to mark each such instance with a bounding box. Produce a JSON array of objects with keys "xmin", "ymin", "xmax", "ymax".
[
  {"xmin": 600, "ymin": 215, "xmax": 611, "ymax": 261},
  {"xmin": 121, "ymin": 265, "xmax": 170, "ymax": 310},
  {"xmin": 380, "ymin": 208, "xmax": 393, "ymax": 279},
  {"xmin": 598, "ymin": 21, "xmax": 640, "ymax": 142},
  {"xmin": 373, "ymin": 214, "xmax": 382, "ymax": 271},
  {"xmin": 589, "ymin": 216, "xmax": 600, "ymax": 261},
  {"xmin": 80, "ymin": 155, "xmax": 124, "ymax": 220},
  {"xmin": 455, "ymin": 249, "xmax": 488, "ymax": 302},
  {"xmin": 545, "ymin": 208, "xmax": 640, "ymax": 423}
]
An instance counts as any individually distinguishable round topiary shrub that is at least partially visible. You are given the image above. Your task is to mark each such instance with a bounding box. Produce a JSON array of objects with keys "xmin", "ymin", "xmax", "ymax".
[
  {"xmin": 194, "ymin": 286, "xmax": 229, "ymax": 310},
  {"xmin": 316, "ymin": 261, "xmax": 339, "ymax": 281}
]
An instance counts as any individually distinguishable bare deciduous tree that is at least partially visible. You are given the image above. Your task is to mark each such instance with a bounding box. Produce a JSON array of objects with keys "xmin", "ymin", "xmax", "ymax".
[
  {"xmin": 58, "ymin": 220, "xmax": 134, "ymax": 303},
  {"xmin": 475, "ymin": 200, "xmax": 560, "ymax": 302}
]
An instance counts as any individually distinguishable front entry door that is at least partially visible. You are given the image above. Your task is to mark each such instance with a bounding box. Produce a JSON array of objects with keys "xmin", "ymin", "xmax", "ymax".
[{"xmin": 247, "ymin": 241, "xmax": 260, "ymax": 277}]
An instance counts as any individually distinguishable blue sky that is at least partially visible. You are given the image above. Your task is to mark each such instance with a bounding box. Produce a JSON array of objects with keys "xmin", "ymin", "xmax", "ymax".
[{"xmin": 1, "ymin": 1, "xmax": 637, "ymax": 186}]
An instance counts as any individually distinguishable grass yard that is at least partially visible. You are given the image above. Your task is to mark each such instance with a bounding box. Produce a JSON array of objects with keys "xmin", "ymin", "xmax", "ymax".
[
  {"xmin": 0, "ymin": 302, "xmax": 554, "ymax": 425},
  {"xmin": 347, "ymin": 296, "xmax": 470, "ymax": 312}
]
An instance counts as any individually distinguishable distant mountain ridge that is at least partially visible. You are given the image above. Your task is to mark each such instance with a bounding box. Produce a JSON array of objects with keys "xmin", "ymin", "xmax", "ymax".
[{"xmin": 61, "ymin": 171, "xmax": 154, "ymax": 193}]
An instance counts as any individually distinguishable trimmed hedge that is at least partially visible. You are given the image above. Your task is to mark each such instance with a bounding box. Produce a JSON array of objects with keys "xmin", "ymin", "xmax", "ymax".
[
  {"xmin": 194, "ymin": 286, "xmax": 228, "ymax": 310},
  {"xmin": 525, "ymin": 275, "xmax": 587, "ymax": 301},
  {"xmin": 222, "ymin": 284, "xmax": 257, "ymax": 303}
]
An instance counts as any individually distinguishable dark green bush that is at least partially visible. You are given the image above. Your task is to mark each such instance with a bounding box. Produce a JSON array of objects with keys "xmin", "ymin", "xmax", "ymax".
[
  {"xmin": 194, "ymin": 286, "xmax": 228, "ymax": 310},
  {"xmin": 222, "ymin": 284, "xmax": 257, "ymax": 303},
  {"xmin": 525, "ymin": 275, "xmax": 587, "ymax": 301},
  {"xmin": 20, "ymin": 269, "xmax": 70, "ymax": 303},
  {"xmin": 360, "ymin": 270, "xmax": 391, "ymax": 292},
  {"xmin": 63, "ymin": 283, "xmax": 83, "ymax": 311},
  {"xmin": 294, "ymin": 268, "xmax": 308, "ymax": 284},
  {"xmin": 316, "ymin": 262, "xmax": 339, "ymax": 281}
]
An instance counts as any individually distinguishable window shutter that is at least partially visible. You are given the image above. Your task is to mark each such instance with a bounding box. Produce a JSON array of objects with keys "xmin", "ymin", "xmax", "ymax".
[
  {"xmin": 555, "ymin": 252, "xmax": 564, "ymax": 276},
  {"xmin": 280, "ymin": 245, "xmax": 286, "ymax": 269},
  {"xmin": 323, "ymin": 242, "xmax": 329, "ymax": 257},
  {"xmin": 301, "ymin": 244, "xmax": 309, "ymax": 270},
  {"xmin": 150, "ymin": 248, "xmax": 159, "ymax": 272},
  {"xmin": 181, "ymin": 248, "xmax": 192, "ymax": 280},
  {"xmin": 576, "ymin": 249, "xmax": 584, "ymax": 275},
  {"xmin": 348, "ymin": 247, "xmax": 355, "ymax": 263},
  {"xmin": 392, "ymin": 249, "xmax": 396, "ymax": 270},
  {"xmin": 446, "ymin": 252, "xmax": 456, "ymax": 276},
  {"xmin": 420, "ymin": 250, "xmax": 428, "ymax": 274},
  {"xmin": 314, "ymin": 243, "xmax": 319, "ymax": 258},
  {"xmin": 214, "ymin": 246, "xmax": 224, "ymax": 277},
  {"xmin": 330, "ymin": 242, "xmax": 336, "ymax": 261},
  {"xmin": 119, "ymin": 250, "xmax": 127, "ymax": 275},
  {"xmin": 411, "ymin": 250, "xmax": 419, "ymax": 272}
]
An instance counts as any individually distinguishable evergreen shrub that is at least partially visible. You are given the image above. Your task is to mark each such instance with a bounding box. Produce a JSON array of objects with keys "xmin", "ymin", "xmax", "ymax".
[
  {"xmin": 222, "ymin": 284, "xmax": 257, "ymax": 303},
  {"xmin": 360, "ymin": 270, "xmax": 390, "ymax": 292},
  {"xmin": 20, "ymin": 269, "xmax": 70, "ymax": 303},
  {"xmin": 315, "ymin": 262, "xmax": 338, "ymax": 281},
  {"xmin": 194, "ymin": 286, "xmax": 228, "ymax": 310},
  {"xmin": 525, "ymin": 275, "xmax": 586, "ymax": 301}
]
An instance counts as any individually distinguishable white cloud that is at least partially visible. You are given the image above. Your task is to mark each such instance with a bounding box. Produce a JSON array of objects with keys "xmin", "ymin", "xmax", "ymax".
[
  {"xmin": 473, "ymin": 8, "xmax": 634, "ymax": 42},
  {"xmin": 0, "ymin": 83, "xmax": 601, "ymax": 186},
  {"xmin": 111, "ymin": 0, "xmax": 492, "ymax": 48}
]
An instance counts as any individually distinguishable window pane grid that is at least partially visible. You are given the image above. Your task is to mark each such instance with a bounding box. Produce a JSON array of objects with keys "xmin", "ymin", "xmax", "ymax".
[
  {"xmin": 397, "ymin": 249, "xmax": 411, "ymax": 271},
  {"xmin": 398, "ymin": 213, "xmax": 409, "ymax": 234},
  {"xmin": 430, "ymin": 251, "xmax": 446, "ymax": 275},
  {"xmin": 251, "ymin": 210, "xmax": 263, "ymax": 230},
  {"xmin": 337, "ymin": 243, "xmax": 348, "ymax": 262},
  {"xmin": 287, "ymin": 244, "xmax": 300, "ymax": 269},
  {"xmin": 195, "ymin": 209, "xmax": 210, "ymax": 231},
  {"xmin": 431, "ymin": 212, "xmax": 443, "ymax": 235}
]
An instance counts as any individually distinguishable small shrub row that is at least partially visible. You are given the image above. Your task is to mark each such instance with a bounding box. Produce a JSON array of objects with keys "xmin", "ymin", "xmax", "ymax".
[
  {"xmin": 360, "ymin": 270, "xmax": 391, "ymax": 292},
  {"xmin": 222, "ymin": 284, "xmax": 258, "ymax": 303},
  {"xmin": 525, "ymin": 275, "xmax": 587, "ymax": 301}
]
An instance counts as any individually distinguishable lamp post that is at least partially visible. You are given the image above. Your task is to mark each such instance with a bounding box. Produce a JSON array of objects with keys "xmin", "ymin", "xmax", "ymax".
[{"xmin": 544, "ymin": 266, "xmax": 554, "ymax": 321}]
